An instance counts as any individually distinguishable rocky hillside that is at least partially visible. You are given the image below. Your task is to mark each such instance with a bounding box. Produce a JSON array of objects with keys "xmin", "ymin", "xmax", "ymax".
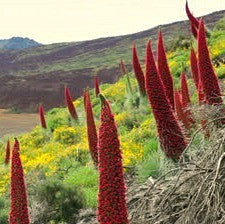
[
  {"xmin": 0, "ymin": 37, "xmax": 41, "ymax": 50},
  {"xmin": 0, "ymin": 10, "xmax": 224, "ymax": 112}
]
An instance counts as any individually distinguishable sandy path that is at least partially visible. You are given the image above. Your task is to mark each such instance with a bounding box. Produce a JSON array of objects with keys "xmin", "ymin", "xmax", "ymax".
[{"xmin": 0, "ymin": 109, "xmax": 39, "ymax": 138}]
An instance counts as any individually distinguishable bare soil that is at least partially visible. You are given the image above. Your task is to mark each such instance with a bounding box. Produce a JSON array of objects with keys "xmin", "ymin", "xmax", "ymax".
[{"xmin": 0, "ymin": 109, "xmax": 38, "ymax": 138}]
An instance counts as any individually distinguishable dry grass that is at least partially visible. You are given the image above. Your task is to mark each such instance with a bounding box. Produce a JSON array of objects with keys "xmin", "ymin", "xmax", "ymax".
[{"xmin": 128, "ymin": 113, "xmax": 225, "ymax": 224}]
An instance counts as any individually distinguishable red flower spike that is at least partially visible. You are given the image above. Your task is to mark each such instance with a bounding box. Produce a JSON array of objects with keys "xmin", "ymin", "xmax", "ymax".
[
  {"xmin": 190, "ymin": 22, "xmax": 198, "ymax": 39},
  {"xmin": 198, "ymin": 82, "xmax": 210, "ymax": 138},
  {"xmin": 97, "ymin": 94, "xmax": 129, "ymax": 224},
  {"xmin": 198, "ymin": 81, "xmax": 205, "ymax": 104},
  {"xmin": 145, "ymin": 40, "xmax": 187, "ymax": 159},
  {"xmin": 65, "ymin": 87, "xmax": 78, "ymax": 120},
  {"xmin": 85, "ymin": 91, "xmax": 98, "ymax": 166},
  {"xmin": 186, "ymin": 0, "xmax": 199, "ymax": 29},
  {"xmin": 9, "ymin": 139, "xmax": 30, "ymax": 224},
  {"xmin": 132, "ymin": 43, "xmax": 146, "ymax": 96},
  {"xmin": 94, "ymin": 76, "xmax": 100, "ymax": 96},
  {"xmin": 180, "ymin": 73, "xmax": 196, "ymax": 126},
  {"xmin": 180, "ymin": 73, "xmax": 191, "ymax": 108},
  {"xmin": 39, "ymin": 105, "xmax": 47, "ymax": 129},
  {"xmin": 198, "ymin": 20, "xmax": 223, "ymax": 105},
  {"xmin": 190, "ymin": 48, "xmax": 199, "ymax": 89},
  {"xmin": 5, "ymin": 140, "xmax": 10, "ymax": 165},
  {"xmin": 174, "ymin": 91, "xmax": 190, "ymax": 130},
  {"xmin": 157, "ymin": 31, "xmax": 174, "ymax": 110},
  {"xmin": 120, "ymin": 59, "xmax": 127, "ymax": 75},
  {"xmin": 83, "ymin": 90, "xmax": 87, "ymax": 111}
]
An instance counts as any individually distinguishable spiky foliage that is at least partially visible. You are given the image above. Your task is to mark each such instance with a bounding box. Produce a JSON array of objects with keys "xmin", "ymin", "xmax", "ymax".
[
  {"xmin": 174, "ymin": 91, "xmax": 190, "ymax": 130},
  {"xmin": 84, "ymin": 90, "xmax": 98, "ymax": 166},
  {"xmin": 198, "ymin": 20, "xmax": 223, "ymax": 105},
  {"xmin": 9, "ymin": 139, "xmax": 30, "ymax": 224},
  {"xmin": 190, "ymin": 48, "xmax": 199, "ymax": 89},
  {"xmin": 97, "ymin": 94, "xmax": 129, "ymax": 224},
  {"xmin": 132, "ymin": 43, "xmax": 146, "ymax": 96},
  {"xmin": 4, "ymin": 140, "xmax": 10, "ymax": 165},
  {"xmin": 120, "ymin": 59, "xmax": 127, "ymax": 75},
  {"xmin": 39, "ymin": 105, "xmax": 47, "ymax": 129},
  {"xmin": 145, "ymin": 40, "xmax": 187, "ymax": 159},
  {"xmin": 65, "ymin": 87, "xmax": 78, "ymax": 120},
  {"xmin": 94, "ymin": 76, "xmax": 100, "ymax": 96},
  {"xmin": 157, "ymin": 31, "xmax": 174, "ymax": 110}
]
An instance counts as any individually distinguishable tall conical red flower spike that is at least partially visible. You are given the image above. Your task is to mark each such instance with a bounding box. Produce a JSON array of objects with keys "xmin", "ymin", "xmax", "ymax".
[
  {"xmin": 198, "ymin": 82, "xmax": 210, "ymax": 138},
  {"xmin": 190, "ymin": 23, "xmax": 198, "ymax": 39},
  {"xmin": 157, "ymin": 31, "xmax": 174, "ymax": 110},
  {"xmin": 5, "ymin": 140, "xmax": 10, "ymax": 165},
  {"xmin": 174, "ymin": 91, "xmax": 190, "ymax": 130},
  {"xmin": 10, "ymin": 139, "xmax": 30, "ymax": 224},
  {"xmin": 39, "ymin": 105, "xmax": 47, "ymax": 129},
  {"xmin": 85, "ymin": 90, "xmax": 98, "ymax": 166},
  {"xmin": 97, "ymin": 94, "xmax": 129, "ymax": 224},
  {"xmin": 190, "ymin": 48, "xmax": 199, "ymax": 89},
  {"xmin": 180, "ymin": 73, "xmax": 191, "ymax": 108},
  {"xmin": 180, "ymin": 73, "xmax": 195, "ymax": 126},
  {"xmin": 186, "ymin": 1, "xmax": 199, "ymax": 29},
  {"xmin": 120, "ymin": 59, "xmax": 127, "ymax": 75},
  {"xmin": 132, "ymin": 43, "xmax": 146, "ymax": 96},
  {"xmin": 198, "ymin": 81, "xmax": 205, "ymax": 103},
  {"xmin": 65, "ymin": 87, "xmax": 78, "ymax": 120},
  {"xmin": 145, "ymin": 40, "xmax": 187, "ymax": 159},
  {"xmin": 83, "ymin": 89, "xmax": 87, "ymax": 111},
  {"xmin": 198, "ymin": 20, "xmax": 223, "ymax": 105},
  {"xmin": 94, "ymin": 76, "xmax": 100, "ymax": 96}
]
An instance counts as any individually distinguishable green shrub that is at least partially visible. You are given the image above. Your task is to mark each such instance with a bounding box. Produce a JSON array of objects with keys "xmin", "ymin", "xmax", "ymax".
[
  {"xmin": 33, "ymin": 178, "xmax": 85, "ymax": 223},
  {"xmin": 136, "ymin": 149, "xmax": 161, "ymax": 182},
  {"xmin": 214, "ymin": 17, "xmax": 225, "ymax": 31},
  {"xmin": 0, "ymin": 197, "xmax": 9, "ymax": 224},
  {"xmin": 47, "ymin": 108, "xmax": 69, "ymax": 131},
  {"xmin": 65, "ymin": 166, "xmax": 98, "ymax": 208}
]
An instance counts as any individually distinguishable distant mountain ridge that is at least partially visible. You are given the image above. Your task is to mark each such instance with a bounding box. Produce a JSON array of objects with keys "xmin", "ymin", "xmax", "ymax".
[{"xmin": 0, "ymin": 37, "xmax": 41, "ymax": 50}]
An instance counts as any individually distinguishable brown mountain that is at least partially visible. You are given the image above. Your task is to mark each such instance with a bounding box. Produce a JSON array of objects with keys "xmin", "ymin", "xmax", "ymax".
[{"xmin": 0, "ymin": 10, "xmax": 224, "ymax": 112}]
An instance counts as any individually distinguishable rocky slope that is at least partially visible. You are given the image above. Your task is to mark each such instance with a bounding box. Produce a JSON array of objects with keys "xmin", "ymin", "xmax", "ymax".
[{"xmin": 0, "ymin": 10, "xmax": 224, "ymax": 112}]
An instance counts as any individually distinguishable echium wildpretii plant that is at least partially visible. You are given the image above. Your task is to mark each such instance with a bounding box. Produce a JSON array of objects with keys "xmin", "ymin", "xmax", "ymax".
[
  {"xmin": 9, "ymin": 139, "xmax": 30, "ymax": 224},
  {"xmin": 97, "ymin": 94, "xmax": 129, "ymax": 224},
  {"xmin": 132, "ymin": 43, "xmax": 146, "ymax": 96},
  {"xmin": 39, "ymin": 105, "xmax": 47, "ymax": 129},
  {"xmin": 84, "ymin": 90, "xmax": 98, "ymax": 167},
  {"xmin": 5, "ymin": 140, "xmax": 10, "ymax": 165},
  {"xmin": 157, "ymin": 31, "xmax": 174, "ymax": 110},
  {"xmin": 65, "ymin": 86, "xmax": 78, "ymax": 121},
  {"xmin": 180, "ymin": 73, "xmax": 195, "ymax": 127},
  {"xmin": 145, "ymin": 40, "xmax": 187, "ymax": 160}
]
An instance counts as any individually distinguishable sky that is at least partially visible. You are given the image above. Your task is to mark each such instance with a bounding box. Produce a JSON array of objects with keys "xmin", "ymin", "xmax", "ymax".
[{"xmin": 0, "ymin": 0, "xmax": 224, "ymax": 44}]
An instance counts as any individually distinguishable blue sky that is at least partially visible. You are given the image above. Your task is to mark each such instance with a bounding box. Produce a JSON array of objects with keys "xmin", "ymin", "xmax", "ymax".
[{"xmin": 0, "ymin": 0, "xmax": 224, "ymax": 44}]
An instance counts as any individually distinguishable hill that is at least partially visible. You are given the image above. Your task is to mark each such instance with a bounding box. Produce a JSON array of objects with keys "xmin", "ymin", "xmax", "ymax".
[
  {"xmin": 0, "ymin": 12, "xmax": 225, "ymax": 223},
  {"xmin": 0, "ymin": 37, "xmax": 41, "ymax": 50},
  {"xmin": 0, "ymin": 10, "xmax": 224, "ymax": 112}
]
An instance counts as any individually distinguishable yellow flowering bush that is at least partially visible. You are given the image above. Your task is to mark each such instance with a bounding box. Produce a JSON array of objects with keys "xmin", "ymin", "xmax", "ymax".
[
  {"xmin": 53, "ymin": 126, "xmax": 81, "ymax": 145},
  {"xmin": 102, "ymin": 80, "xmax": 126, "ymax": 100},
  {"xmin": 121, "ymin": 139, "xmax": 143, "ymax": 167},
  {"xmin": 115, "ymin": 112, "xmax": 130, "ymax": 126}
]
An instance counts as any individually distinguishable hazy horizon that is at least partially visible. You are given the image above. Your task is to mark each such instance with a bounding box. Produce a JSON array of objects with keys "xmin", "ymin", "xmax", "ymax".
[{"xmin": 0, "ymin": 0, "xmax": 224, "ymax": 44}]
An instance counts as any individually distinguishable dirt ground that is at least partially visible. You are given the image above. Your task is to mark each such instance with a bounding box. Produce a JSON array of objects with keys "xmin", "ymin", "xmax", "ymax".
[{"xmin": 0, "ymin": 109, "xmax": 38, "ymax": 138}]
